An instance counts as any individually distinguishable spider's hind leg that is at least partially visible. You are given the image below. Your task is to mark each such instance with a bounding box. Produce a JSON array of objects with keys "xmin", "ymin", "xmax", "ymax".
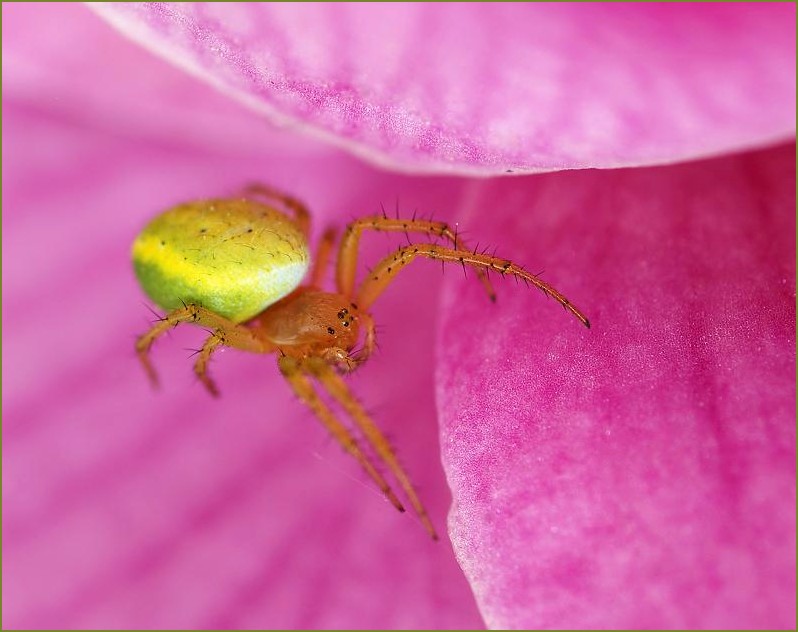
[
  {"xmin": 242, "ymin": 183, "xmax": 311, "ymax": 237},
  {"xmin": 193, "ymin": 333, "xmax": 224, "ymax": 397},
  {"xmin": 309, "ymin": 227, "xmax": 338, "ymax": 288},
  {"xmin": 136, "ymin": 304, "xmax": 265, "ymax": 390}
]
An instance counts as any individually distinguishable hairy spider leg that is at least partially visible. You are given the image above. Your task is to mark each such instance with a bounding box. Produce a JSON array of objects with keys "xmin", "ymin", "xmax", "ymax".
[
  {"xmin": 193, "ymin": 333, "xmax": 224, "ymax": 397},
  {"xmin": 318, "ymin": 311, "xmax": 377, "ymax": 371},
  {"xmin": 356, "ymin": 244, "xmax": 591, "ymax": 328},
  {"xmin": 336, "ymin": 216, "xmax": 496, "ymax": 301},
  {"xmin": 349, "ymin": 311, "xmax": 377, "ymax": 366},
  {"xmin": 320, "ymin": 346, "xmax": 358, "ymax": 372},
  {"xmin": 242, "ymin": 183, "xmax": 311, "ymax": 237},
  {"xmin": 307, "ymin": 358, "xmax": 439, "ymax": 540},
  {"xmin": 309, "ymin": 227, "xmax": 338, "ymax": 288},
  {"xmin": 278, "ymin": 356, "xmax": 406, "ymax": 514},
  {"xmin": 136, "ymin": 304, "xmax": 266, "ymax": 389}
]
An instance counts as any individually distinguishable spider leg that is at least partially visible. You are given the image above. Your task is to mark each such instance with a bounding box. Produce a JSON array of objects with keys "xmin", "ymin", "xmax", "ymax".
[
  {"xmin": 193, "ymin": 334, "xmax": 224, "ymax": 397},
  {"xmin": 278, "ymin": 356, "xmax": 406, "ymax": 514},
  {"xmin": 136, "ymin": 304, "xmax": 265, "ymax": 388},
  {"xmin": 309, "ymin": 227, "xmax": 337, "ymax": 288},
  {"xmin": 350, "ymin": 311, "xmax": 377, "ymax": 366},
  {"xmin": 307, "ymin": 357, "xmax": 439, "ymax": 540},
  {"xmin": 336, "ymin": 216, "xmax": 496, "ymax": 301},
  {"xmin": 321, "ymin": 346, "xmax": 358, "ymax": 372},
  {"xmin": 356, "ymin": 244, "xmax": 591, "ymax": 328},
  {"xmin": 241, "ymin": 183, "xmax": 311, "ymax": 237},
  {"xmin": 318, "ymin": 312, "xmax": 377, "ymax": 370}
]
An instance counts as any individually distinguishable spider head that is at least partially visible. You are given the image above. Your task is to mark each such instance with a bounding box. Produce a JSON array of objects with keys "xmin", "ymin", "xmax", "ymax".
[
  {"xmin": 260, "ymin": 291, "xmax": 361, "ymax": 353},
  {"xmin": 322, "ymin": 299, "xmax": 361, "ymax": 351}
]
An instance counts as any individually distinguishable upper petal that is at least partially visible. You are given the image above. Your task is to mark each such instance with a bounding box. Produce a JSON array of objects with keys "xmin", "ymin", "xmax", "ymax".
[{"xmin": 91, "ymin": 3, "xmax": 796, "ymax": 174}]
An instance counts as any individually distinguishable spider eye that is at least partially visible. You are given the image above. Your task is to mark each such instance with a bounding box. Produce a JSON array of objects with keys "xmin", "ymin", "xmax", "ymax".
[{"xmin": 327, "ymin": 327, "xmax": 335, "ymax": 335}]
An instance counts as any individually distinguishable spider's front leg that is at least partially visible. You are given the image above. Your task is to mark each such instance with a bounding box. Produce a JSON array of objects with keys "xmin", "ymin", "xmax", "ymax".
[
  {"xmin": 320, "ymin": 346, "xmax": 361, "ymax": 373},
  {"xmin": 305, "ymin": 357, "xmax": 439, "ymax": 540},
  {"xmin": 320, "ymin": 311, "xmax": 377, "ymax": 371},
  {"xmin": 355, "ymin": 244, "xmax": 591, "ymax": 327},
  {"xmin": 348, "ymin": 311, "xmax": 377, "ymax": 367},
  {"xmin": 277, "ymin": 355, "xmax": 407, "ymax": 514},
  {"xmin": 136, "ymin": 304, "xmax": 265, "ymax": 391},
  {"xmin": 336, "ymin": 216, "xmax": 496, "ymax": 301}
]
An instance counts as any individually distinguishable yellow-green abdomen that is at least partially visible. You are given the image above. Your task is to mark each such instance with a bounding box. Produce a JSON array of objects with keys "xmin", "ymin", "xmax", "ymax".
[{"xmin": 132, "ymin": 199, "xmax": 309, "ymax": 323}]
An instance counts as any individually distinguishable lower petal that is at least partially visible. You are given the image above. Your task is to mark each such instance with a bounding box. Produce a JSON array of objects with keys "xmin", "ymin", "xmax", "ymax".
[{"xmin": 438, "ymin": 143, "xmax": 796, "ymax": 628}]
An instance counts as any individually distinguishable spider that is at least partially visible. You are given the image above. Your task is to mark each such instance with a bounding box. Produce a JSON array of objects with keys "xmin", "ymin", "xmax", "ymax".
[{"xmin": 133, "ymin": 184, "xmax": 590, "ymax": 540}]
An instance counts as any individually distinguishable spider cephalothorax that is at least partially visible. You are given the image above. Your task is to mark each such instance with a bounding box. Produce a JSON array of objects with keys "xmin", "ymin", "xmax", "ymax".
[{"xmin": 133, "ymin": 184, "xmax": 589, "ymax": 539}]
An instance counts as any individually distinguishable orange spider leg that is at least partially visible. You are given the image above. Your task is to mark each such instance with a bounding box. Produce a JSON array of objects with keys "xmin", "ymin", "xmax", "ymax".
[
  {"xmin": 193, "ymin": 334, "xmax": 223, "ymax": 397},
  {"xmin": 356, "ymin": 244, "xmax": 591, "ymax": 328},
  {"xmin": 307, "ymin": 358, "xmax": 439, "ymax": 540},
  {"xmin": 193, "ymin": 324, "xmax": 268, "ymax": 397},
  {"xmin": 242, "ymin": 183, "xmax": 311, "ymax": 237},
  {"xmin": 278, "ymin": 356, "xmax": 406, "ymax": 514},
  {"xmin": 350, "ymin": 311, "xmax": 377, "ymax": 366},
  {"xmin": 320, "ymin": 311, "xmax": 376, "ymax": 370},
  {"xmin": 136, "ymin": 304, "xmax": 266, "ymax": 388},
  {"xmin": 309, "ymin": 227, "xmax": 337, "ymax": 288},
  {"xmin": 321, "ymin": 346, "xmax": 358, "ymax": 372},
  {"xmin": 336, "ymin": 216, "xmax": 496, "ymax": 301}
]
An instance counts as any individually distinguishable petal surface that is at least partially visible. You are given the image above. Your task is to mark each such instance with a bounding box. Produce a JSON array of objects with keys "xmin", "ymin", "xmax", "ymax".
[
  {"xmin": 437, "ymin": 143, "xmax": 796, "ymax": 628},
  {"xmin": 2, "ymin": 101, "xmax": 486, "ymax": 630},
  {"xmin": 91, "ymin": 3, "xmax": 796, "ymax": 174},
  {"xmin": 1, "ymin": 2, "xmax": 307, "ymax": 155},
  {"xmin": 2, "ymin": 5, "xmax": 484, "ymax": 628}
]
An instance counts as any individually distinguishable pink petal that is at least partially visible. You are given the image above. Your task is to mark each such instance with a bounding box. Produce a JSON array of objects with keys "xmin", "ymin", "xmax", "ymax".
[
  {"xmin": 2, "ymin": 103, "xmax": 485, "ymax": 629},
  {"xmin": 2, "ymin": 6, "xmax": 484, "ymax": 628},
  {"xmin": 1, "ymin": 3, "xmax": 310, "ymax": 156},
  {"xmin": 91, "ymin": 3, "xmax": 795, "ymax": 174},
  {"xmin": 437, "ymin": 143, "xmax": 796, "ymax": 628}
]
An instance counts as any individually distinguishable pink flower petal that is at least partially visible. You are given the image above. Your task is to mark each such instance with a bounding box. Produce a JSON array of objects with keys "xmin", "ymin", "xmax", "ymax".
[
  {"xmin": 1, "ymin": 3, "xmax": 312, "ymax": 155},
  {"xmin": 91, "ymin": 3, "xmax": 795, "ymax": 174},
  {"xmin": 2, "ymin": 6, "xmax": 484, "ymax": 628},
  {"xmin": 437, "ymin": 143, "xmax": 796, "ymax": 628},
  {"xmin": 2, "ymin": 97, "xmax": 486, "ymax": 628}
]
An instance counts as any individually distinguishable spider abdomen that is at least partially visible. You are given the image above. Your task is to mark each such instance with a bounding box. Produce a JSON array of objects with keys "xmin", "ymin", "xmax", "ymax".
[{"xmin": 132, "ymin": 199, "xmax": 309, "ymax": 323}]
